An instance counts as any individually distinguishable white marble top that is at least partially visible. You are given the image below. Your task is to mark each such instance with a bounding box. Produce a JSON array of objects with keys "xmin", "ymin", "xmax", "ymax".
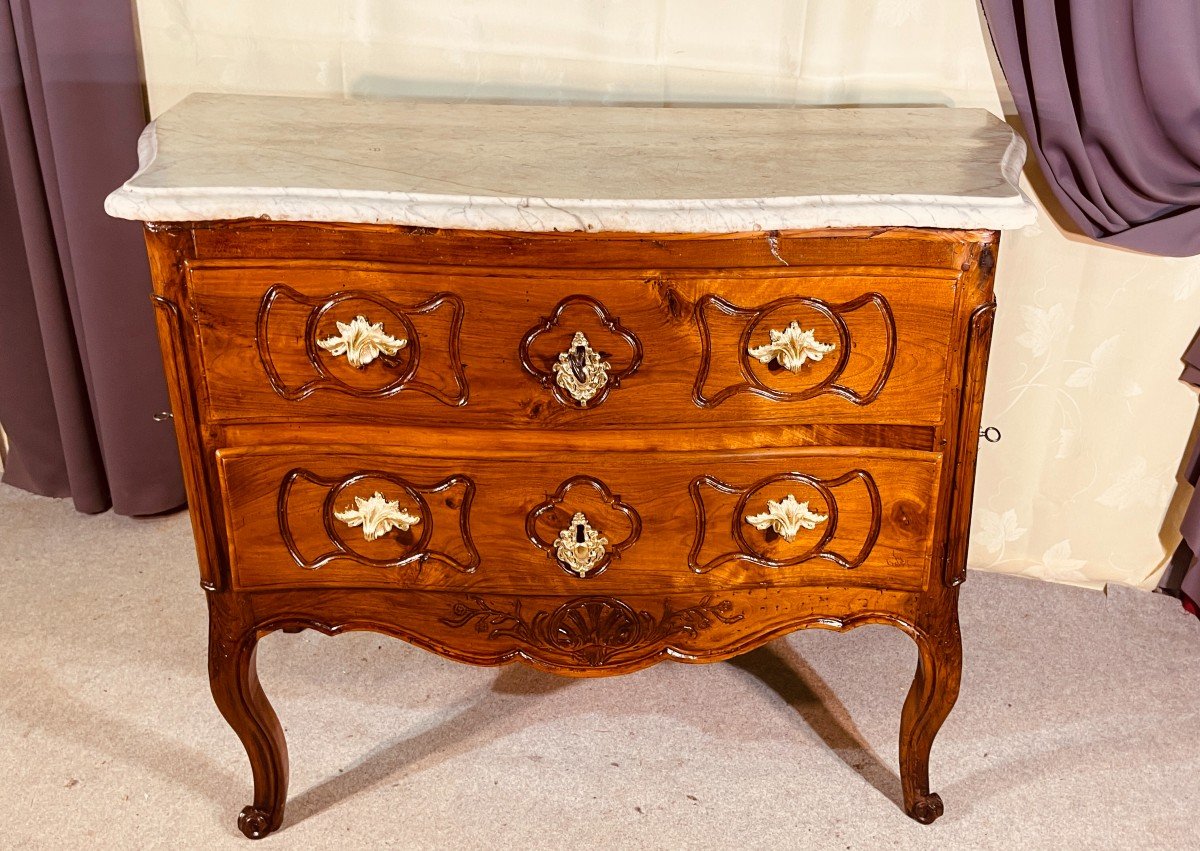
[{"xmin": 105, "ymin": 93, "xmax": 1035, "ymax": 233}]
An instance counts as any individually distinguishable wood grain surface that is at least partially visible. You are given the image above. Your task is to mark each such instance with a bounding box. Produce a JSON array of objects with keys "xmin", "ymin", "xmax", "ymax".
[
  {"xmin": 216, "ymin": 444, "xmax": 942, "ymax": 594},
  {"xmin": 189, "ymin": 263, "xmax": 958, "ymax": 426}
]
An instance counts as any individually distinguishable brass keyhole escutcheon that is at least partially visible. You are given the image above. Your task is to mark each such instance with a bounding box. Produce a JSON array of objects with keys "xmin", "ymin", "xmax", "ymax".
[
  {"xmin": 554, "ymin": 512, "xmax": 609, "ymax": 577},
  {"xmin": 552, "ymin": 332, "xmax": 610, "ymax": 406}
]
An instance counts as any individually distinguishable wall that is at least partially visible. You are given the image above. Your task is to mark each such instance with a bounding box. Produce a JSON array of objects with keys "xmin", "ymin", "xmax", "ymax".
[{"xmin": 132, "ymin": 0, "xmax": 1200, "ymax": 589}]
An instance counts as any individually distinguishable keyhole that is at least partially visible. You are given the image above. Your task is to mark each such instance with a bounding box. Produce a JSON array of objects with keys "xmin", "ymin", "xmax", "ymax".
[
  {"xmin": 575, "ymin": 522, "xmax": 586, "ymax": 544},
  {"xmin": 568, "ymin": 345, "xmax": 588, "ymax": 382},
  {"xmin": 568, "ymin": 348, "xmax": 592, "ymax": 384}
]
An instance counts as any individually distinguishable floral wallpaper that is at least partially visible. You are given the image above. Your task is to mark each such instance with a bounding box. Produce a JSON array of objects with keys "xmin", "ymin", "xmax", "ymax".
[
  {"xmin": 133, "ymin": 0, "xmax": 1200, "ymax": 589},
  {"xmin": 972, "ymin": 202, "xmax": 1198, "ymax": 588}
]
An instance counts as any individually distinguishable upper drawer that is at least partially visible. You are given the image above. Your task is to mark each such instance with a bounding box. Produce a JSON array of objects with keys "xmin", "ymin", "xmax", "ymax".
[{"xmin": 188, "ymin": 263, "xmax": 961, "ymax": 427}]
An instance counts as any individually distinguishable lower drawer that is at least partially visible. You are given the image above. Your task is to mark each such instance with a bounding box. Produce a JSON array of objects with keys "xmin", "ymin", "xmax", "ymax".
[{"xmin": 216, "ymin": 445, "xmax": 943, "ymax": 593}]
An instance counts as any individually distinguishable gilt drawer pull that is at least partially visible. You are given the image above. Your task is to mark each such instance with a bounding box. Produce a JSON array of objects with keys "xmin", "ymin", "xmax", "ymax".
[
  {"xmin": 555, "ymin": 512, "xmax": 609, "ymax": 577},
  {"xmin": 317, "ymin": 315, "xmax": 407, "ymax": 368},
  {"xmin": 747, "ymin": 321, "xmax": 836, "ymax": 373},
  {"xmin": 333, "ymin": 491, "xmax": 421, "ymax": 541},
  {"xmin": 745, "ymin": 494, "xmax": 828, "ymax": 543},
  {"xmin": 552, "ymin": 332, "xmax": 611, "ymax": 405}
]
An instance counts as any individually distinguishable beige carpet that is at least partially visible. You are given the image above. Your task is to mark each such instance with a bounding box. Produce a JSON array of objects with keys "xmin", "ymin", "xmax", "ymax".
[{"xmin": 2, "ymin": 482, "xmax": 1198, "ymax": 850}]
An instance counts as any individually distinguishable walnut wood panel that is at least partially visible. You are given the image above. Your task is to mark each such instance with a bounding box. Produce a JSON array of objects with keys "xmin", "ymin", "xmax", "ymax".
[
  {"xmin": 189, "ymin": 264, "xmax": 959, "ymax": 427},
  {"xmin": 518, "ymin": 295, "xmax": 644, "ymax": 407},
  {"xmin": 944, "ymin": 300, "xmax": 998, "ymax": 585},
  {"xmin": 689, "ymin": 469, "xmax": 883, "ymax": 573},
  {"xmin": 277, "ymin": 468, "xmax": 479, "ymax": 572},
  {"xmin": 217, "ymin": 584, "xmax": 953, "ymax": 677},
  {"xmin": 221, "ymin": 420, "xmax": 939, "ymax": 454},
  {"xmin": 182, "ymin": 221, "xmax": 987, "ymax": 272},
  {"xmin": 693, "ymin": 291, "xmax": 897, "ymax": 407},
  {"xmin": 255, "ymin": 284, "xmax": 468, "ymax": 405},
  {"xmin": 216, "ymin": 445, "xmax": 941, "ymax": 594},
  {"xmin": 525, "ymin": 475, "xmax": 643, "ymax": 578}
]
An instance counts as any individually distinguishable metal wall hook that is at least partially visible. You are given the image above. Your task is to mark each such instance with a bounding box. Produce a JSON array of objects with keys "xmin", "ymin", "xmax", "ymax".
[
  {"xmin": 152, "ymin": 411, "xmax": 174, "ymax": 422},
  {"xmin": 979, "ymin": 426, "xmax": 1001, "ymax": 443}
]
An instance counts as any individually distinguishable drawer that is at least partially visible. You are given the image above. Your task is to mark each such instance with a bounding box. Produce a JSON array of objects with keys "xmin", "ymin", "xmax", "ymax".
[
  {"xmin": 190, "ymin": 263, "xmax": 961, "ymax": 427},
  {"xmin": 216, "ymin": 445, "xmax": 943, "ymax": 593}
]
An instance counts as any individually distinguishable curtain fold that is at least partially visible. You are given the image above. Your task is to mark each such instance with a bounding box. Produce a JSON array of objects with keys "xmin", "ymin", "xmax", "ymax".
[
  {"xmin": 1174, "ymin": 338, "xmax": 1200, "ymax": 610},
  {"xmin": 981, "ymin": 0, "xmax": 1200, "ymax": 255},
  {"xmin": 0, "ymin": 0, "xmax": 183, "ymax": 515},
  {"xmin": 979, "ymin": 0, "xmax": 1200, "ymax": 608}
]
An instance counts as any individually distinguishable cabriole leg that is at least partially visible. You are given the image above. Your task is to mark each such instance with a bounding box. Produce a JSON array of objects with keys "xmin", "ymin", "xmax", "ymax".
[
  {"xmin": 208, "ymin": 593, "xmax": 289, "ymax": 839},
  {"xmin": 899, "ymin": 615, "xmax": 962, "ymax": 824}
]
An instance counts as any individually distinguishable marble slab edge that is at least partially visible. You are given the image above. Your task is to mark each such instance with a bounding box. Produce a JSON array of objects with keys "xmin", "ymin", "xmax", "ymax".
[{"xmin": 104, "ymin": 119, "xmax": 1038, "ymax": 234}]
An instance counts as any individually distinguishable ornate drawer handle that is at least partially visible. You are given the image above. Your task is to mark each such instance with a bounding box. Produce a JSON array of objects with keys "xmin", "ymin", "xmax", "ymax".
[
  {"xmin": 745, "ymin": 494, "xmax": 828, "ymax": 543},
  {"xmin": 748, "ymin": 321, "xmax": 836, "ymax": 373},
  {"xmin": 334, "ymin": 491, "xmax": 421, "ymax": 541},
  {"xmin": 553, "ymin": 332, "xmax": 610, "ymax": 406},
  {"xmin": 555, "ymin": 512, "xmax": 609, "ymax": 576},
  {"xmin": 317, "ymin": 315, "xmax": 407, "ymax": 368}
]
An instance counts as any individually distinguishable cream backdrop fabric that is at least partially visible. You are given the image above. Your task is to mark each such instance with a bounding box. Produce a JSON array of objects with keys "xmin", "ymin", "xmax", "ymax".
[{"xmin": 132, "ymin": 0, "xmax": 1200, "ymax": 590}]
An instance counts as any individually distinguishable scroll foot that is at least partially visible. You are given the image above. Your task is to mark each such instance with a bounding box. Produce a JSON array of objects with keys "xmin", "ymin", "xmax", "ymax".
[
  {"xmin": 238, "ymin": 806, "xmax": 277, "ymax": 840},
  {"xmin": 907, "ymin": 791, "xmax": 945, "ymax": 824}
]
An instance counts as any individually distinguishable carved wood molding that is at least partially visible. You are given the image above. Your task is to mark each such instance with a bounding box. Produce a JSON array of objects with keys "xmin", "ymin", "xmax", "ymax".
[
  {"xmin": 256, "ymin": 284, "xmax": 468, "ymax": 405},
  {"xmin": 519, "ymin": 295, "xmax": 643, "ymax": 407},
  {"xmin": 692, "ymin": 292, "xmax": 897, "ymax": 407},
  {"xmin": 150, "ymin": 294, "xmax": 226, "ymax": 591},
  {"xmin": 525, "ymin": 475, "xmax": 642, "ymax": 578},
  {"xmin": 689, "ymin": 470, "xmax": 882, "ymax": 573},
  {"xmin": 278, "ymin": 468, "xmax": 480, "ymax": 572},
  {"xmin": 229, "ymin": 587, "xmax": 934, "ymax": 678},
  {"xmin": 943, "ymin": 300, "xmax": 998, "ymax": 588},
  {"xmin": 440, "ymin": 594, "xmax": 742, "ymax": 667}
]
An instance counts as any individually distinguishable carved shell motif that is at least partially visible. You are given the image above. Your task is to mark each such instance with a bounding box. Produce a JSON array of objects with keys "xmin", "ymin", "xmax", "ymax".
[
  {"xmin": 317, "ymin": 315, "xmax": 407, "ymax": 368},
  {"xmin": 748, "ymin": 321, "xmax": 836, "ymax": 373},
  {"xmin": 554, "ymin": 512, "xmax": 609, "ymax": 577},
  {"xmin": 745, "ymin": 494, "xmax": 828, "ymax": 543},
  {"xmin": 334, "ymin": 492, "xmax": 421, "ymax": 542}
]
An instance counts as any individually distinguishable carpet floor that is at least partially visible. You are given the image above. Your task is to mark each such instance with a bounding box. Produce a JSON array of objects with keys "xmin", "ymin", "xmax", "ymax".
[{"xmin": 1, "ymin": 482, "xmax": 1198, "ymax": 850}]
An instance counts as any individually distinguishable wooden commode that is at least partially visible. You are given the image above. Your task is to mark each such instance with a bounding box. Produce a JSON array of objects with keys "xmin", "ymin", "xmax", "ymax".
[{"xmin": 107, "ymin": 94, "xmax": 1035, "ymax": 838}]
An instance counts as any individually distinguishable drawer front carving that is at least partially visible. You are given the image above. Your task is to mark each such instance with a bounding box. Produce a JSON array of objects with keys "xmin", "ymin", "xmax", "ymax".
[
  {"xmin": 519, "ymin": 295, "xmax": 643, "ymax": 407},
  {"xmin": 196, "ymin": 276, "xmax": 469, "ymax": 414},
  {"xmin": 525, "ymin": 475, "xmax": 642, "ymax": 578},
  {"xmin": 255, "ymin": 284, "xmax": 468, "ymax": 404},
  {"xmin": 217, "ymin": 446, "xmax": 942, "ymax": 593},
  {"xmin": 189, "ymin": 265, "xmax": 958, "ymax": 426},
  {"xmin": 690, "ymin": 470, "xmax": 882, "ymax": 573},
  {"xmin": 694, "ymin": 293, "xmax": 896, "ymax": 407},
  {"xmin": 277, "ymin": 468, "xmax": 480, "ymax": 572}
]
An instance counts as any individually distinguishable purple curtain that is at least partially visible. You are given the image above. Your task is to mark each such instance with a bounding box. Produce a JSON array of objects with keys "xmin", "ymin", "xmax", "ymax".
[
  {"xmin": 981, "ymin": 0, "xmax": 1200, "ymax": 255},
  {"xmin": 0, "ymin": 0, "xmax": 183, "ymax": 515},
  {"xmin": 979, "ymin": 1, "xmax": 1200, "ymax": 610}
]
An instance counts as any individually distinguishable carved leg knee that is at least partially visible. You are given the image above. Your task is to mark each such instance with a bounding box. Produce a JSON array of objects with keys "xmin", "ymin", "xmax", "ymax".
[
  {"xmin": 899, "ymin": 619, "xmax": 961, "ymax": 824},
  {"xmin": 208, "ymin": 594, "xmax": 289, "ymax": 839}
]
